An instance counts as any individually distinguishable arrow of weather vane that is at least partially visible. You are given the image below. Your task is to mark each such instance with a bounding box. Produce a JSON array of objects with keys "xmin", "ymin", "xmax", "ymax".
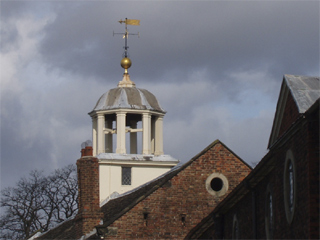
[{"xmin": 114, "ymin": 18, "xmax": 140, "ymax": 58}]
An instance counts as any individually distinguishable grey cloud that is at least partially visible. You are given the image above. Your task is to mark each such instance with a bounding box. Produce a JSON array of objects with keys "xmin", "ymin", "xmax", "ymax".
[
  {"xmin": 37, "ymin": 1, "xmax": 319, "ymax": 88},
  {"xmin": 1, "ymin": 21, "xmax": 21, "ymax": 53},
  {"xmin": 0, "ymin": 1, "xmax": 28, "ymax": 19},
  {"xmin": 1, "ymin": 1, "xmax": 319, "ymax": 189},
  {"xmin": 1, "ymin": 91, "xmax": 91, "ymax": 188},
  {"xmin": 164, "ymin": 105, "xmax": 274, "ymax": 164},
  {"xmin": 1, "ymin": 94, "xmax": 50, "ymax": 187}
]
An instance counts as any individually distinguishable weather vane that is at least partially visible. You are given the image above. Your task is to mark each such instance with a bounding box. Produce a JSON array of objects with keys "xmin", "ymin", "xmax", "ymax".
[{"xmin": 113, "ymin": 18, "xmax": 140, "ymax": 58}]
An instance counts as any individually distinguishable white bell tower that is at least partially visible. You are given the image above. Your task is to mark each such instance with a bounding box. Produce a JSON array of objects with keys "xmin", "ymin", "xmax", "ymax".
[
  {"xmin": 88, "ymin": 19, "xmax": 179, "ymax": 203},
  {"xmin": 88, "ymin": 57, "xmax": 166, "ymax": 157}
]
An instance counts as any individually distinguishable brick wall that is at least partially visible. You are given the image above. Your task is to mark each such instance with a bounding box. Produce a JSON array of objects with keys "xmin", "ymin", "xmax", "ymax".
[
  {"xmin": 306, "ymin": 108, "xmax": 319, "ymax": 239},
  {"xmin": 103, "ymin": 141, "xmax": 251, "ymax": 239},
  {"xmin": 215, "ymin": 108, "xmax": 319, "ymax": 239},
  {"xmin": 278, "ymin": 92, "xmax": 300, "ymax": 138}
]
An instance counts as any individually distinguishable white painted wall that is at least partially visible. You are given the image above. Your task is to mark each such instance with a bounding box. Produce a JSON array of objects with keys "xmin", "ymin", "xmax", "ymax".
[{"xmin": 99, "ymin": 163, "xmax": 175, "ymax": 203}]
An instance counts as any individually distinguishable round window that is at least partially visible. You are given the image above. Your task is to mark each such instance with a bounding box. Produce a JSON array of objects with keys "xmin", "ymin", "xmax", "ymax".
[
  {"xmin": 210, "ymin": 177, "xmax": 223, "ymax": 191},
  {"xmin": 205, "ymin": 173, "xmax": 228, "ymax": 197}
]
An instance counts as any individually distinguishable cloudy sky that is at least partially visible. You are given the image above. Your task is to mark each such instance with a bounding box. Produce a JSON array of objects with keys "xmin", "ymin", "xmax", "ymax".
[{"xmin": 1, "ymin": 1, "xmax": 319, "ymax": 189}]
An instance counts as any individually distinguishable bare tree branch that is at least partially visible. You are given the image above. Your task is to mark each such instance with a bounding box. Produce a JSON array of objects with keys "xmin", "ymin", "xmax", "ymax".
[{"xmin": 0, "ymin": 164, "xmax": 78, "ymax": 239}]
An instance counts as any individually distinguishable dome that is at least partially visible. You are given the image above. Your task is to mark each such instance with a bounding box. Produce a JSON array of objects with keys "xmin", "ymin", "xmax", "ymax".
[{"xmin": 92, "ymin": 87, "xmax": 165, "ymax": 113}]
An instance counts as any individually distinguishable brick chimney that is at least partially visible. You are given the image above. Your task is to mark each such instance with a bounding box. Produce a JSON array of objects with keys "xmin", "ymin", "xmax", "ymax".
[{"xmin": 74, "ymin": 145, "xmax": 103, "ymax": 238}]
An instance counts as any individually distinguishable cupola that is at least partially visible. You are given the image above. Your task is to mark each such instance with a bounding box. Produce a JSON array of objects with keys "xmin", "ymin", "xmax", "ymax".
[
  {"xmin": 88, "ymin": 19, "xmax": 178, "ymax": 202},
  {"xmin": 89, "ymin": 56, "xmax": 166, "ymax": 156}
]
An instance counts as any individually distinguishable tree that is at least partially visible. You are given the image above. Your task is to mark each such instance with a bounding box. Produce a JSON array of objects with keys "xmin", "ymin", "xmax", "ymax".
[{"xmin": 0, "ymin": 164, "xmax": 78, "ymax": 240}]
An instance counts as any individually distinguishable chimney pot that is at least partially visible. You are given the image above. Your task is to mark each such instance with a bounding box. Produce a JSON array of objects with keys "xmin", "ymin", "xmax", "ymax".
[{"xmin": 81, "ymin": 146, "xmax": 93, "ymax": 157}]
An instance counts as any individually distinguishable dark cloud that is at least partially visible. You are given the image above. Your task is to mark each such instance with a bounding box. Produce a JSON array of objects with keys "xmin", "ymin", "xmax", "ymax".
[
  {"xmin": 39, "ymin": 1, "xmax": 319, "ymax": 84},
  {"xmin": 1, "ymin": 1, "xmax": 319, "ymax": 189},
  {"xmin": 0, "ymin": 94, "xmax": 50, "ymax": 187},
  {"xmin": 1, "ymin": 21, "xmax": 20, "ymax": 53},
  {"xmin": 0, "ymin": 1, "xmax": 28, "ymax": 19}
]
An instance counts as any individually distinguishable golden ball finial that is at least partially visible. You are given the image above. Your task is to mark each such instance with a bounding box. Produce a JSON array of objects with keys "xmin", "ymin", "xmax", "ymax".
[{"xmin": 121, "ymin": 57, "xmax": 132, "ymax": 71}]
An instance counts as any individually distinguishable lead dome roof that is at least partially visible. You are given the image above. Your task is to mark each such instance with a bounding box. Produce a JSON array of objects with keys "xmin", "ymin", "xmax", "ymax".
[{"xmin": 92, "ymin": 87, "xmax": 165, "ymax": 113}]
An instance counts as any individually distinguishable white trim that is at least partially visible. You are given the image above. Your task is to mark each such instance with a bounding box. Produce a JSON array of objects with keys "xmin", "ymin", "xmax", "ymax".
[{"xmin": 89, "ymin": 108, "xmax": 165, "ymax": 117}]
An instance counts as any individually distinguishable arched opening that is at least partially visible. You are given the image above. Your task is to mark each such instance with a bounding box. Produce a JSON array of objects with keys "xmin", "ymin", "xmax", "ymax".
[{"xmin": 126, "ymin": 113, "xmax": 142, "ymax": 154}]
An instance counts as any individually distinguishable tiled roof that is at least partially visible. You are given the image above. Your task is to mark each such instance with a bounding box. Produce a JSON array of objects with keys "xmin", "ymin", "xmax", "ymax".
[
  {"xmin": 36, "ymin": 217, "xmax": 77, "ymax": 240},
  {"xmin": 284, "ymin": 74, "xmax": 320, "ymax": 113},
  {"xmin": 268, "ymin": 75, "xmax": 320, "ymax": 148}
]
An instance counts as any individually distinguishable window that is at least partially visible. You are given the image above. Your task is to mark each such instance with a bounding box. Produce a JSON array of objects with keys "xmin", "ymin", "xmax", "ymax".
[
  {"xmin": 265, "ymin": 184, "xmax": 274, "ymax": 239},
  {"xmin": 211, "ymin": 177, "xmax": 223, "ymax": 191},
  {"xmin": 205, "ymin": 173, "xmax": 229, "ymax": 197},
  {"xmin": 143, "ymin": 212, "xmax": 149, "ymax": 226},
  {"xmin": 288, "ymin": 162, "xmax": 294, "ymax": 211},
  {"xmin": 122, "ymin": 167, "xmax": 131, "ymax": 185},
  {"xmin": 232, "ymin": 214, "xmax": 239, "ymax": 239},
  {"xmin": 283, "ymin": 149, "xmax": 296, "ymax": 224}
]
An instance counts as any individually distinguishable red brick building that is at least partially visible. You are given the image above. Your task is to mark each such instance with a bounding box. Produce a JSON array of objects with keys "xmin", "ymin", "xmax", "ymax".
[
  {"xmin": 187, "ymin": 75, "xmax": 319, "ymax": 239},
  {"xmin": 36, "ymin": 75, "xmax": 319, "ymax": 240},
  {"xmin": 37, "ymin": 140, "xmax": 251, "ymax": 239}
]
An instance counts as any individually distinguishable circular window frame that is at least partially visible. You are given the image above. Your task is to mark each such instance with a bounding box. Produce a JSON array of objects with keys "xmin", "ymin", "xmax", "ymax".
[
  {"xmin": 205, "ymin": 173, "xmax": 229, "ymax": 197},
  {"xmin": 283, "ymin": 149, "xmax": 297, "ymax": 224}
]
